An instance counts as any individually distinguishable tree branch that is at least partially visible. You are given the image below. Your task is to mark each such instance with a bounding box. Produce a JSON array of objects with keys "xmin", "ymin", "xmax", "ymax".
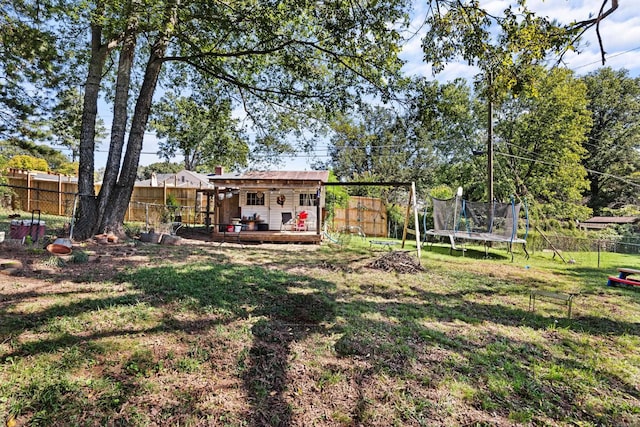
[
  {"xmin": 570, "ymin": 0, "xmax": 618, "ymax": 29},
  {"xmin": 163, "ymin": 38, "xmax": 297, "ymax": 62},
  {"xmin": 568, "ymin": 0, "xmax": 619, "ymax": 65}
]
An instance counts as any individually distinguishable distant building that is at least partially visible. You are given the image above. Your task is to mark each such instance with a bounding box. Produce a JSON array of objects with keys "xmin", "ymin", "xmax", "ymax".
[
  {"xmin": 136, "ymin": 170, "xmax": 214, "ymax": 189},
  {"xmin": 579, "ymin": 216, "xmax": 640, "ymax": 231}
]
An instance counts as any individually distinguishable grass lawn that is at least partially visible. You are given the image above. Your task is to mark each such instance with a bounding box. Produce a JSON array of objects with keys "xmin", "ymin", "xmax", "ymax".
[{"xmin": 0, "ymin": 231, "xmax": 639, "ymax": 426}]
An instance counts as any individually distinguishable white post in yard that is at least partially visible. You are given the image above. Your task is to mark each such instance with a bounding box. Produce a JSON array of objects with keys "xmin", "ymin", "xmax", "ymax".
[{"xmin": 412, "ymin": 182, "xmax": 421, "ymax": 261}]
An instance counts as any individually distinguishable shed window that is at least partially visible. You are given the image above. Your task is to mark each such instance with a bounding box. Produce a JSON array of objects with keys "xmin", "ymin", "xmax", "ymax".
[
  {"xmin": 299, "ymin": 193, "xmax": 317, "ymax": 206},
  {"xmin": 246, "ymin": 192, "xmax": 265, "ymax": 206}
]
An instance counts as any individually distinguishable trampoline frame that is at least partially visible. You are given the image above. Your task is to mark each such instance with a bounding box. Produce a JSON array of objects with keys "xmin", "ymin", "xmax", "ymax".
[{"xmin": 424, "ymin": 196, "xmax": 529, "ymax": 261}]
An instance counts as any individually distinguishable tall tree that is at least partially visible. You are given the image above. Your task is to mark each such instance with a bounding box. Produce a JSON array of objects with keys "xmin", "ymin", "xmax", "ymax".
[
  {"xmin": 420, "ymin": 1, "xmax": 620, "ymax": 204},
  {"xmin": 410, "ymin": 78, "xmax": 485, "ymax": 200},
  {"xmin": 325, "ymin": 78, "xmax": 482, "ymax": 199},
  {"xmin": 582, "ymin": 68, "xmax": 640, "ymax": 213},
  {"xmin": 495, "ymin": 67, "xmax": 592, "ymax": 220},
  {"xmin": 421, "ymin": 0, "xmax": 619, "ymax": 96},
  {"xmin": 95, "ymin": 0, "xmax": 179, "ymax": 235},
  {"xmin": 0, "ymin": 0, "xmax": 63, "ymax": 141},
  {"xmin": 150, "ymin": 94, "xmax": 249, "ymax": 171},
  {"xmin": 326, "ymin": 105, "xmax": 416, "ymax": 182},
  {"xmin": 92, "ymin": 0, "xmax": 147, "ymax": 236},
  {"xmin": 75, "ymin": 0, "xmax": 121, "ymax": 239}
]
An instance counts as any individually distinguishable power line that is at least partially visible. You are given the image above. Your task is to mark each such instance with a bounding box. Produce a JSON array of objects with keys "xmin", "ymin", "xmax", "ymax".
[
  {"xmin": 496, "ymin": 151, "xmax": 640, "ymax": 189},
  {"xmin": 571, "ymin": 45, "xmax": 640, "ymax": 71}
]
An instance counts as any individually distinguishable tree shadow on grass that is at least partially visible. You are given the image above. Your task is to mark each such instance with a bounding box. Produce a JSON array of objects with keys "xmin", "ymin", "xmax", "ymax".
[
  {"xmin": 2, "ymin": 251, "xmax": 639, "ymax": 426},
  {"xmin": 403, "ymin": 284, "xmax": 640, "ymax": 336},
  {"xmin": 246, "ymin": 293, "xmax": 334, "ymax": 426},
  {"xmin": 128, "ymin": 263, "xmax": 337, "ymax": 426},
  {"xmin": 331, "ymin": 294, "xmax": 640, "ymax": 425},
  {"xmin": 1, "ymin": 260, "xmax": 336, "ymax": 426}
]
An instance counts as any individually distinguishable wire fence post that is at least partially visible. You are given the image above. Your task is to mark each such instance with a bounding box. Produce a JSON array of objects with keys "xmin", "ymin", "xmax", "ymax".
[{"xmin": 145, "ymin": 204, "xmax": 149, "ymax": 232}]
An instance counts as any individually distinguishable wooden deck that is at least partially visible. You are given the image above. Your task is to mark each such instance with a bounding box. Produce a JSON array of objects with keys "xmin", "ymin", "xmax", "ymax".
[{"xmin": 211, "ymin": 230, "xmax": 322, "ymax": 244}]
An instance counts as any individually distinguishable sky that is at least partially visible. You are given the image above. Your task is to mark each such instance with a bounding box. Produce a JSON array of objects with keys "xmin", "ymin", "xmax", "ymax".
[
  {"xmin": 93, "ymin": 0, "xmax": 640, "ymax": 172},
  {"xmin": 402, "ymin": 0, "xmax": 640, "ymax": 81}
]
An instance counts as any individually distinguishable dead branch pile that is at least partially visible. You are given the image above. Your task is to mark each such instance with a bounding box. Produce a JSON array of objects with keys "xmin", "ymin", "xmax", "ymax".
[{"xmin": 366, "ymin": 251, "xmax": 424, "ymax": 274}]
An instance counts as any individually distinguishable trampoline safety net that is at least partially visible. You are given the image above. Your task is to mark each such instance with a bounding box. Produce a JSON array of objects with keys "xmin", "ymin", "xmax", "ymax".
[
  {"xmin": 431, "ymin": 197, "xmax": 522, "ymax": 240},
  {"xmin": 432, "ymin": 197, "xmax": 461, "ymax": 231}
]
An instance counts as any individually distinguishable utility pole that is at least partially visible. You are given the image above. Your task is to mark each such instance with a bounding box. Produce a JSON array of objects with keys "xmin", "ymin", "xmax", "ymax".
[{"xmin": 487, "ymin": 73, "xmax": 494, "ymax": 204}]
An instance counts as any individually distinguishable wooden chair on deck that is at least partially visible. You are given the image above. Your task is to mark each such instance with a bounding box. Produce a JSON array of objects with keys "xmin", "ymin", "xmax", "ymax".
[
  {"xmin": 294, "ymin": 217, "xmax": 307, "ymax": 231},
  {"xmin": 294, "ymin": 211, "xmax": 309, "ymax": 231}
]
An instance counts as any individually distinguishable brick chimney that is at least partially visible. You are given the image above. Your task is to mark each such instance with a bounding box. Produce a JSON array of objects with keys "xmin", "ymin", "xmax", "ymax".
[{"xmin": 214, "ymin": 166, "xmax": 224, "ymax": 176}]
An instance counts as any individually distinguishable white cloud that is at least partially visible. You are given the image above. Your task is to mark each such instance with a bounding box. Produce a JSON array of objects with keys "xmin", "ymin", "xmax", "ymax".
[{"xmin": 400, "ymin": 33, "xmax": 424, "ymax": 60}]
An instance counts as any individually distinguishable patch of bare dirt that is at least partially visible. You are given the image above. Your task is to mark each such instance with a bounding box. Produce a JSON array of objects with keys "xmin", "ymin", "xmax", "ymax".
[{"xmin": 0, "ymin": 234, "xmax": 214, "ymax": 285}]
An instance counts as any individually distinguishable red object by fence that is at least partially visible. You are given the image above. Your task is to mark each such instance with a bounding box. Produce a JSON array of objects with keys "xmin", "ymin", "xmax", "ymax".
[{"xmin": 9, "ymin": 220, "xmax": 46, "ymax": 241}]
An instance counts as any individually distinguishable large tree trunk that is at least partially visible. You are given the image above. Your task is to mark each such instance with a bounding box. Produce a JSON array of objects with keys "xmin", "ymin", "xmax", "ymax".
[
  {"xmin": 587, "ymin": 172, "xmax": 602, "ymax": 214},
  {"xmin": 75, "ymin": 15, "xmax": 112, "ymax": 241},
  {"xmin": 185, "ymin": 148, "xmax": 196, "ymax": 171},
  {"xmin": 100, "ymin": 1, "xmax": 179, "ymax": 235},
  {"xmin": 96, "ymin": 7, "xmax": 138, "ymax": 232}
]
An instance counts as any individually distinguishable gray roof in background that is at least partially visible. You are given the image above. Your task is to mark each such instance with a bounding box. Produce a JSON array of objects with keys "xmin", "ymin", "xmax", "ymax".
[
  {"xmin": 136, "ymin": 170, "xmax": 214, "ymax": 188},
  {"xmin": 582, "ymin": 216, "xmax": 639, "ymax": 224},
  {"xmin": 209, "ymin": 170, "xmax": 329, "ymax": 182},
  {"xmin": 19, "ymin": 171, "xmax": 78, "ymax": 183}
]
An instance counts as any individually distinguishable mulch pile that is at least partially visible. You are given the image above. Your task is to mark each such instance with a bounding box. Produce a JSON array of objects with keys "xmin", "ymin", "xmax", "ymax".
[{"xmin": 366, "ymin": 251, "xmax": 424, "ymax": 274}]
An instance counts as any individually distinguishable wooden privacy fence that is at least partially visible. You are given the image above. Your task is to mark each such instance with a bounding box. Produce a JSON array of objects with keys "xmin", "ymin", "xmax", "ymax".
[
  {"xmin": 5, "ymin": 170, "xmax": 210, "ymax": 224},
  {"xmin": 332, "ymin": 196, "xmax": 387, "ymax": 237},
  {"xmin": 5, "ymin": 170, "xmax": 78, "ymax": 216}
]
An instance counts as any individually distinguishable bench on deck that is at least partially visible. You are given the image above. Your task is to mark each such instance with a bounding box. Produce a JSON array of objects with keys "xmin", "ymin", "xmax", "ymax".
[{"xmin": 529, "ymin": 290, "xmax": 576, "ymax": 319}]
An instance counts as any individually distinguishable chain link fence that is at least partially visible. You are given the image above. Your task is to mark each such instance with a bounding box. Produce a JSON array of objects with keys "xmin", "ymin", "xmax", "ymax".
[
  {"xmin": 1, "ymin": 183, "xmax": 209, "ymax": 230},
  {"xmin": 129, "ymin": 201, "xmax": 202, "ymax": 233},
  {"xmin": 527, "ymin": 232, "xmax": 640, "ymax": 254},
  {"xmin": 524, "ymin": 231, "xmax": 640, "ymax": 268}
]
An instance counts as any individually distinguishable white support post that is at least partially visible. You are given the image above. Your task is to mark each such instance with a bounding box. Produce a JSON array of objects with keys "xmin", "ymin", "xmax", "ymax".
[{"xmin": 412, "ymin": 182, "xmax": 421, "ymax": 261}]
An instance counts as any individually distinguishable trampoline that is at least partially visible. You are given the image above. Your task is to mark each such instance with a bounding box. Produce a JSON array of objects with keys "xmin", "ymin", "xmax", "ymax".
[{"xmin": 424, "ymin": 196, "xmax": 529, "ymax": 261}]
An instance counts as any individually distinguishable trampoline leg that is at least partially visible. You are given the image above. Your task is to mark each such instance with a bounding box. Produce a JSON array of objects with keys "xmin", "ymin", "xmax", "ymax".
[
  {"xmin": 523, "ymin": 243, "xmax": 530, "ymax": 260},
  {"xmin": 448, "ymin": 235, "xmax": 457, "ymax": 250}
]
